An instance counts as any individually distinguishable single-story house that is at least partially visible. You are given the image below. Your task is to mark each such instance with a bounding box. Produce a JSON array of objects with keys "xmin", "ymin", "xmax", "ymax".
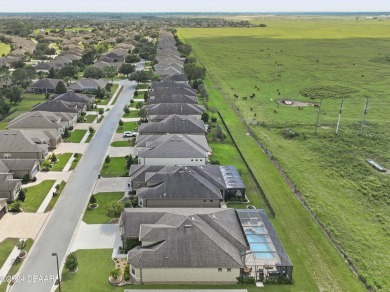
[
  {"xmin": 138, "ymin": 115, "xmax": 206, "ymax": 135},
  {"xmin": 31, "ymin": 100, "xmax": 81, "ymax": 117},
  {"xmin": 147, "ymin": 94, "xmax": 198, "ymax": 105},
  {"xmin": 0, "ymin": 130, "xmax": 48, "ymax": 161},
  {"xmin": 161, "ymin": 74, "xmax": 189, "ymax": 83},
  {"xmin": 137, "ymin": 134, "xmax": 209, "ymax": 166},
  {"xmin": 130, "ymin": 165, "xmax": 245, "ymax": 200},
  {"xmin": 0, "ymin": 173, "xmax": 22, "ymax": 202},
  {"xmin": 119, "ymin": 208, "xmax": 249, "ymax": 284},
  {"xmin": 52, "ymin": 92, "xmax": 95, "ymax": 110},
  {"xmin": 0, "ymin": 159, "xmax": 39, "ymax": 180},
  {"xmin": 146, "ymin": 103, "xmax": 205, "ymax": 121},
  {"xmin": 28, "ymin": 78, "xmax": 63, "ymax": 94},
  {"xmin": 69, "ymin": 78, "xmax": 108, "ymax": 93},
  {"xmin": 8, "ymin": 111, "xmax": 66, "ymax": 135}
]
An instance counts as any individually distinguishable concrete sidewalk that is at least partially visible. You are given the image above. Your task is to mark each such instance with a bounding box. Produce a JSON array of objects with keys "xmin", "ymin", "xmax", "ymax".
[{"xmin": 108, "ymin": 147, "xmax": 135, "ymax": 157}]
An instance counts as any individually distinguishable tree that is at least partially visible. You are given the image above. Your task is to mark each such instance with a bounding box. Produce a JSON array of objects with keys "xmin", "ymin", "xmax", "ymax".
[
  {"xmin": 0, "ymin": 97, "xmax": 10, "ymax": 118},
  {"xmin": 110, "ymin": 268, "xmax": 121, "ymax": 280},
  {"xmin": 81, "ymin": 50, "xmax": 96, "ymax": 65},
  {"xmin": 48, "ymin": 68, "xmax": 56, "ymax": 79},
  {"xmin": 106, "ymin": 202, "xmax": 124, "ymax": 218},
  {"xmin": 118, "ymin": 119, "xmax": 123, "ymax": 126},
  {"xmin": 201, "ymin": 112, "xmax": 209, "ymax": 123},
  {"xmin": 65, "ymin": 252, "xmax": 78, "ymax": 272},
  {"xmin": 123, "ymin": 105, "xmax": 130, "ymax": 114},
  {"xmin": 129, "ymin": 70, "xmax": 153, "ymax": 84},
  {"xmin": 119, "ymin": 63, "xmax": 135, "ymax": 77},
  {"xmin": 18, "ymin": 189, "xmax": 26, "ymax": 202},
  {"xmin": 11, "ymin": 67, "xmax": 35, "ymax": 88},
  {"xmin": 60, "ymin": 65, "xmax": 77, "ymax": 81},
  {"xmin": 84, "ymin": 66, "xmax": 104, "ymax": 79},
  {"xmin": 143, "ymin": 91, "xmax": 149, "ymax": 101},
  {"xmin": 125, "ymin": 54, "xmax": 140, "ymax": 64},
  {"xmin": 55, "ymin": 81, "xmax": 67, "ymax": 94},
  {"xmin": 138, "ymin": 108, "xmax": 147, "ymax": 121},
  {"xmin": 184, "ymin": 63, "xmax": 206, "ymax": 81},
  {"xmin": 11, "ymin": 60, "xmax": 25, "ymax": 69},
  {"xmin": 50, "ymin": 153, "xmax": 58, "ymax": 163},
  {"xmin": 89, "ymin": 194, "xmax": 97, "ymax": 204},
  {"xmin": 105, "ymin": 155, "xmax": 111, "ymax": 164},
  {"xmin": 5, "ymin": 87, "xmax": 23, "ymax": 104},
  {"xmin": 104, "ymin": 65, "xmax": 117, "ymax": 83},
  {"xmin": 135, "ymin": 101, "xmax": 144, "ymax": 110}
]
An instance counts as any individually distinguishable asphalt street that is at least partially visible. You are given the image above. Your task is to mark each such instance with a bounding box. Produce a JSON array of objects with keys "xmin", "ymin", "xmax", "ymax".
[{"xmin": 11, "ymin": 77, "xmax": 138, "ymax": 292}]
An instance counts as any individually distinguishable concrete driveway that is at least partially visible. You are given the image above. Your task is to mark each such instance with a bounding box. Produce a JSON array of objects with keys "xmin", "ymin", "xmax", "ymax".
[
  {"xmin": 0, "ymin": 213, "xmax": 49, "ymax": 242},
  {"xmin": 94, "ymin": 177, "xmax": 130, "ymax": 193},
  {"xmin": 53, "ymin": 143, "xmax": 89, "ymax": 154},
  {"xmin": 108, "ymin": 147, "xmax": 135, "ymax": 157},
  {"xmin": 70, "ymin": 222, "xmax": 118, "ymax": 251},
  {"xmin": 74, "ymin": 123, "xmax": 100, "ymax": 130},
  {"xmin": 24, "ymin": 171, "xmax": 72, "ymax": 187}
]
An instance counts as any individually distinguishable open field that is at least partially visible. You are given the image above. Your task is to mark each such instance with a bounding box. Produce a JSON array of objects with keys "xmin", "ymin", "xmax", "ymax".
[
  {"xmin": 178, "ymin": 17, "xmax": 390, "ymax": 291},
  {"xmin": 0, "ymin": 43, "xmax": 10, "ymax": 56}
]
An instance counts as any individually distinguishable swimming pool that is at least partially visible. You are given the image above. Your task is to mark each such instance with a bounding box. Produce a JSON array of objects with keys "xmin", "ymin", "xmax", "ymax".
[{"xmin": 245, "ymin": 231, "xmax": 274, "ymax": 260}]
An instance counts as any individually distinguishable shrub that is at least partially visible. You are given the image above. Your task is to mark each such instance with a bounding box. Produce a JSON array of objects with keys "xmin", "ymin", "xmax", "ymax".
[
  {"xmin": 201, "ymin": 112, "xmax": 209, "ymax": 123},
  {"xmin": 9, "ymin": 201, "xmax": 22, "ymax": 212},
  {"xmin": 211, "ymin": 117, "xmax": 217, "ymax": 123},
  {"xmin": 123, "ymin": 105, "xmax": 130, "ymax": 114},
  {"xmin": 65, "ymin": 252, "xmax": 78, "ymax": 272},
  {"xmin": 106, "ymin": 202, "xmax": 124, "ymax": 218},
  {"xmin": 118, "ymin": 119, "xmax": 123, "ymax": 126},
  {"xmin": 73, "ymin": 153, "xmax": 79, "ymax": 158},
  {"xmin": 50, "ymin": 153, "xmax": 58, "ymax": 163},
  {"xmin": 105, "ymin": 155, "xmax": 111, "ymax": 164},
  {"xmin": 18, "ymin": 190, "xmax": 26, "ymax": 202},
  {"xmin": 110, "ymin": 268, "xmax": 121, "ymax": 280},
  {"xmin": 17, "ymin": 240, "xmax": 26, "ymax": 251},
  {"xmin": 133, "ymin": 90, "xmax": 138, "ymax": 97},
  {"xmin": 98, "ymin": 108, "xmax": 104, "ymax": 115},
  {"xmin": 282, "ymin": 129, "xmax": 299, "ymax": 139},
  {"xmin": 124, "ymin": 264, "xmax": 130, "ymax": 281},
  {"xmin": 89, "ymin": 195, "xmax": 96, "ymax": 204},
  {"xmin": 22, "ymin": 174, "xmax": 30, "ymax": 184},
  {"xmin": 89, "ymin": 126, "xmax": 95, "ymax": 134},
  {"xmin": 55, "ymin": 184, "xmax": 60, "ymax": 190},
  {"xmin": 130, "ymin": 99, "xmax": 134, "ymax": 104}
]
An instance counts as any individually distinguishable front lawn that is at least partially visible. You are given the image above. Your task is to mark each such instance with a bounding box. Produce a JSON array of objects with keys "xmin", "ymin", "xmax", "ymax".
[
  {"xmin": 116, "ymin": 122, "xmax": 137, "ymax": 133},
  {"xmin": 100, "ymin": 157, "xmax": 128, "ymax": 177},
  {"xmin": 0, "ymin": 239, "xmax": 33, "ymax": 292},
  {"xmin": 23, "ymin": 180, "xmax": 56, "ymax": 212},
  {"xmin": 44, "ymin": 181, "xmax": 66, "ymax": 212},
  {"xmin": 82, "ymin": 192, "xmax": 124, "ymax": 224},
  {"xmin": 110, "ymin": 139, "xmax": 135, "ymax": 147},
  {"xmin": 122, "ymin": 110, "xmax": 139, "ymax": 118},
  {"xmin": 60, "ymin": 249, "xmax": 118, "ymax": 292},
  {"xmin": 50, "ymin": 153, "xmax": 73, "ymax": 171},
  {"xmin": 65, "ymin": 130, "xmax": 87, "ymax": 143},
  {"xmin": 0, "ymin": 238, "xmax": 19, "ymax": 268},
  {"xmin": 85, "ymin": 131, "xmax": 94, "ymax": 143},
  {"xmin": 83, "ymin": 115, "xmax": 97, "ymax": 123}
]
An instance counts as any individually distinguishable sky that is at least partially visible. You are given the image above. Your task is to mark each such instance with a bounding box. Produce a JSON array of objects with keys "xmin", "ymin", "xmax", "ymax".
[{"xmin": 1, "ymin": 0, "xmax": 389, "ymax": 13}]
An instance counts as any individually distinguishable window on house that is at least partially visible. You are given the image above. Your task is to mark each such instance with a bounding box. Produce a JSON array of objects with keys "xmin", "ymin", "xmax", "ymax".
[
  {"xmin": 191, "ymin": 159, "xmax": 194, "ymax": 161},
  {"xmin": 3, "ymin": 154, "xmax": 11, "ymax": 159},
  {"xmin": 203, "ymin": 200, "xmax": 206, "ymax": 202},
  {"xmin": 131, "ymin": 267, "xmax": 136, "ymax": 275},
  {"xmin": 210, "ymin": 200, "xmax": 214, "ymax": 202},
  {"xmin": 227, "ymin": 268, "xmax": 231, "ymax": 272},
  {"xmin": 218, "ymin": 268, "xmax": 222, "ymax": 272},
  {"xmin": 195, "ymin": 159, "xmax": 198, "ymax": 161}
]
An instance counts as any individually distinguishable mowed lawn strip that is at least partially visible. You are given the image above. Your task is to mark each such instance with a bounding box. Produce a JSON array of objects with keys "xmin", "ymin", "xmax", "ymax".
[
  {"xmin": 66, "ymin": 130, "xmax": 87, "ymax": 143},
  {"xmin": 69, "ymin": 154, "xmax": 82, "ymax": 171},
  {"xmin": 44, "ymin": 181, "xmax": 66, "ymax": 212},
  {"xmin": 23, "ymin": 180, "xmax": 56, "ymax": 212},
  {"xmin": 82, "ymin": 192, "xmax": 124, "ymax": 224},
  {"xmin": 50, "ymin": 153, "xmax": 73, "ymax": 171},
  {"xmin": 116, "ymin": 122, "xmax": 137, "ymax": 133},
  {"xmin": 100, "ymin": 157, "xmax": 128, "ymax": 177},
  {"xmin": 0, "ymin": 238, "xmax": 19, "ymax": 268}
]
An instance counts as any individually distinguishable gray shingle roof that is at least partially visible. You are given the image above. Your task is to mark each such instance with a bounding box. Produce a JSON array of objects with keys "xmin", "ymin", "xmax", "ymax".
[
  {"xmin": 1, "ymin": 159, "xmax": 38, "ymax": 172},
  {"xmin": 31, "ymin": 100, "xmax": 80, "ymax": 114},
  {"xmin": 137, "ymin": 134, "xmax": 208, "ymax": 159},
  {"xmin": 69, "ymin": 78, "xmax": 108, "ymax": 91},
  {"xmin": 146, "ymin": 104, "xmax": 205, "ymax": 117},
  {"xmin": 29, "ymin": 78, "xmax": 61, "ymax": 90},
  {"xmin": 137, "ymin": 167, "xmax": 223, "ymax": 200},
  {"xmin": 147, "ymin": 94, "xmax": 198, "ymax": 105},
  {"xmin": 121, "ymin": 208, "xmax": 248, "ymax": 269},
  {"xmin": 8, "ymin": 111, "xmax": 63, "ymax": 130},
  {"xmin": 136, "ymin": 134, "xmax": 209, "ymax": 152},
  {"xmin": 151, "ymin": 80, "xmax": 193, "ymax": 91},
  {"xmin": 0, "ymin": 130, "xmax": 48, "ymax": 153},
  {"xmin": 161, "ymin": 74, "xmax": 188, "ymax": 82},
  {"xmin": 52, "ymin": 92, "xmax": 93, "ymax": 105},
  {"xmin": 138, "ymin": 115, "xmax": 206, "ymax": 135}
]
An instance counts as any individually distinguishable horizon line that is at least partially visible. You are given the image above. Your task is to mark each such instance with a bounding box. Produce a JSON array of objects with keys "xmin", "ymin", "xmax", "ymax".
[{"xmin": 1, "ymin": 11, "xmax": 390, "ymax": 14}]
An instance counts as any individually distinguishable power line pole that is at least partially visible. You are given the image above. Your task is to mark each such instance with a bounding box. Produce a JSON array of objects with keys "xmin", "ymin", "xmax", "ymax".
[
  {"xmin": 314, "ymin": 98, "xmax": 322, "ymax": 134},
  {"xmin": 336, "ymin": 98, "xmax": 344, "ymax": 135},
  {"xmin": 360, "ymin": 97, "xmax": 369, "ymax": 134}
]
